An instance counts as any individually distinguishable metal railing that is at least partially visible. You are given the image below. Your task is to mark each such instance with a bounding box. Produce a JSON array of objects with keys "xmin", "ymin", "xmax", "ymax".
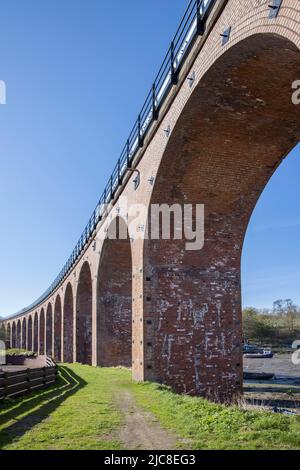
[{"xmin": 11, "ymin": 0, "xmax": 216, "ymax": 318}]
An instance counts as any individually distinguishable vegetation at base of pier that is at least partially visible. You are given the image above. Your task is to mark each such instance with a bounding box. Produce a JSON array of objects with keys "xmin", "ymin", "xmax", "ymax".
[
  {"xmin": 129, "ymin": 381, "xmax": 300, "ymax": 450},
  {"xmin": 243, "ymin": 298, "xmax": 300, "ymax": 348},
  {"xmin": 5, "ymin": 348, "xmax": 36, "ymax": 357},
  {"xmin": 0, "ymin": 364, "xmax": 299, "ymax": 450}
]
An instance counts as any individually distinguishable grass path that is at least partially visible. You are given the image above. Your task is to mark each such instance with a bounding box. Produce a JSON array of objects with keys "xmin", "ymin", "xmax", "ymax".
[
  {"xmin": 0, "ymin": 364, "xmax": 299, "ymax": 450},
  {"xmin": 114, "ymin": 388, "xmax": 178, "ymax": 449}
]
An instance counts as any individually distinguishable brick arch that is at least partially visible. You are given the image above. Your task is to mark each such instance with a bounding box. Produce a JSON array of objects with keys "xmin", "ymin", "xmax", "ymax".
[
  {"xmin": 6, "ymin": 323, "xmax": 11, "ymax": 348},
  {"xmin": 46, "ymin": 303, "xmax": 53, "ymax": 356},
  {"xmin": 54, "ymin": 295, "xmax": 62, "ymax": 361},
  {"xmin": 28, "ymin": 315, "xmax": 33, "ymax": 351},
  {"xmin": 63, "ymin": 283, "xmax": 74, "ymax": 363},
  {"xmin": 12, "ymin": 321, "xmax": 17, "ymax": 348},
  {"xmin": 11, "ymin": 322, "xmax": 16, "ymax": 348},
  {"xmin": 16, "ymin": 320, "xmax": 21, "ymax": 349},
  {"xmin": 143, "ymin": 33, "xmax": 300, "ymax": 401},
  {"xmin": 39, "ymin": 309, "xmax": 45, "ymax": 355},
  {"xmin": 21, "ymin": 317, "xmax": 26, "ymax": 349},
  {"xmin": 97, "ymin": 216, "xmax": 132, "ymax": 367},
  {"xmin": 33, "ymin": 312, "xmax": 38, "ymax": 353},
  {"xmin": 76, "ymin": 261, "xmax": 93, "ymax": 364}
]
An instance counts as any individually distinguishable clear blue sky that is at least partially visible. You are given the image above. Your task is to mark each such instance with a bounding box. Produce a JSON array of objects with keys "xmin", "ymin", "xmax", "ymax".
[{"xmin": 0, "ymin": 1, "xmax": 299, "ymax": 317}]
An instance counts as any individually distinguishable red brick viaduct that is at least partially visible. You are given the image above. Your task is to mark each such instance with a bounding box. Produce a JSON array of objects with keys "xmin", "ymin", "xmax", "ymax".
[{"xmin": 2, "ymin": 0, "xmax": 300, "ymax": 402}]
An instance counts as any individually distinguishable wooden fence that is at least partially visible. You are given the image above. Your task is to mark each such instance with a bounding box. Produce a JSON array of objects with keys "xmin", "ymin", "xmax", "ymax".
[{"xmin": 0, "ymin": 366, "xmax": 58, "ymax": 399}]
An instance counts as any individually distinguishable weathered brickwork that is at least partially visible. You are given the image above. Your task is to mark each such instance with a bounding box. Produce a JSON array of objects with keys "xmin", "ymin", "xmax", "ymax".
[
  {"xmin": 6, "ymin": 323, "xmax": 11, "ymax": 349},
  {"xmin": 33, "ymin": 313, "xmax": 38, "ymax": 352},
  {"xmin": 63, "ymin": 283, "xmax": 74, "ymax": 362},
  {"xmin": 76, "ymin": 262, "xmax": 93, "ymax": 365},
  {"xmin": 46, "ymin": 304, "xmax": 52, "ymax": 356},
  {"xmin": 143, "ymin": 33, "xmax": 300, "ymax": 399},
  {"xmin": 16, "ymin": 320, "xmax": 21, "ymax": 349},
  {"xmin": 28, "ymin": 316, "xmax": 32, "ymax": 351},
  {"xmin": 97, "ymin": 218, "xmax": 132, "ymax": 367},
  {"xmin": 11, "ymin": 322, "xmax": 16, "ymax": 348},
  {"xmin": 39, "ymin": 309, "xmax": 45, "ymax": 355},
  {"xmin": 54, "ymin": 296, "xmax": 62, "ymax": 361},
  {"xmin": 4, "ymin": 0, "xmax": 300, "ymax": 402},
  {"xmin": 21, "ymin": 318, "xmax": 26, "ymax": 349}
]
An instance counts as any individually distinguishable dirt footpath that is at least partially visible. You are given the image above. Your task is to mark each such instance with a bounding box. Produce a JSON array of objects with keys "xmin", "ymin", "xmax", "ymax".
[{"xmin": 114, "ymin": 389, "xmax": 179, "ymax": 450}]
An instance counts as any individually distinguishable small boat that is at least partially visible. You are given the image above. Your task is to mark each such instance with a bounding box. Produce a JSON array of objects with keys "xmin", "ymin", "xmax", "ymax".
[
  {"xmin": 243, "ymin": 343, "xmax": 260, "ymax": 353},
  {"xmin": 243, "ymin": 372, "xmax": 274, "ymax": 380},
  {"xmin": 244, "ymin": 349, "xmax": 274, "ymax": 359}
]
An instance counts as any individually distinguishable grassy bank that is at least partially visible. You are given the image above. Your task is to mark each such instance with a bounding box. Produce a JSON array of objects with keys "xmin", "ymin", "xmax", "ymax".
[
  {"xmin": 0, "ymin": 365, "xmax": 124, "ymax": 450},
  {"xmin": 128, "ymin": 381, "xmax": 300, "ymax": 450},
  {"xmin": 0, "ymin": 364, "xmax": 299, "ymax": 450}
]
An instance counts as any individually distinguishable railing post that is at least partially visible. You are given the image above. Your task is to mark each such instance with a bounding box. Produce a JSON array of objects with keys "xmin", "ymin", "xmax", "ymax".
[
  {"xmin": 138, "ymin": 114, "xmax": 143, "ymax": 148},
  {"xmin": 110, "ymin": 175, "xmax": 113, "ymax": 199},
  {"xmin": 118, "ymin": 159, "xmax": 122, "ymax": 185},
  {"xmin": 152, "ymin": 83, "xmax": 158, "ymax": 120},
  {"xmin": 197, "ymin": 0, "xmax": 205, "ymax": 35},
  {"xmin": 170, "ymin": 41, "xmax": 178, "ymax": 85},
  {"xmin": 126, "ymin": 139, "xmax": 131, "ymax": 168}
]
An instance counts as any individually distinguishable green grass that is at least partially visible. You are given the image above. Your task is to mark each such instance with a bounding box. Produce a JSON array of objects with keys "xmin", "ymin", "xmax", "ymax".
[
  {"xmin": 0, "ymin": 364, "xmax": 299, "ymax": 450},
  {"xmin": 127, "ymin": 381, "xmax": 300, "ymax": 450},
  {"xmin": 0, "ymin": 364, "xmax": 125, "ymax": 450}
]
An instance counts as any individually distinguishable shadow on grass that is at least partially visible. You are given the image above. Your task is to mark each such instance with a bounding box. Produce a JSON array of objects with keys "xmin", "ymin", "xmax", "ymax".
[{"xmin": 0, "ymin": 366, "xmax": 86, "ymax": 449}]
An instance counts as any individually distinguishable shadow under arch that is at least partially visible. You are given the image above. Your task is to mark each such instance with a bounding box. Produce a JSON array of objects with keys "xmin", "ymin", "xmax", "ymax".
[
  {"xmin": 54, "ymin": 295, "xmax": 62, "ymax": 361},
  {"xmin": 27, "ymin": 315, "xmax": 33, "ymax": 351},
  {"xmin": 33, "ymin": 312, "xmax": 38, "ymax": 353},
  {"xmin": 11, "ymin": 322, "xmax": 16, "ymax": 348},
  {"xmin": 76, "ymin": 261, "xmax": 93, "ymax": 365},
  {"xmin": 63, "ymin": 283, "xmax": 74, "ymax": 363},
  {"xmin": 21, "ymin": 318, "xmax": 26, "ymax": 349},
  {"xmin": 6, "ymin": 323, "xmax": 11, "ymax": 348},
  {"xmin": 143, "ymin": 33, "xmax": 300, "ymax": 402},
  {"xmin": 39, "ymin": 309, "xmax": 45, "ymax": 355},
  {"xmin": 16, "ymin": 320, "xmax": 21, "ymax": 350},
  {"xmin": 96, "ymin": 216, "xmax": 133, "ymax": 367},
  {"xmin": 46, "ymin": 303, "xmax": 53, "ymax": 356}
]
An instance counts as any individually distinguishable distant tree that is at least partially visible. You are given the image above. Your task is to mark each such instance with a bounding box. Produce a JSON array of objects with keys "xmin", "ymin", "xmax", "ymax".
[
  {"xmin": 273, "ymin": 299, "xmax": 299, "ymax": 332},
  {"xmin": 243, "ymin": 299, "xmax": 300, "ymax": 347},
  {"xmin": 243, "ymin": 307, "xmax": 276, "ymax": 344},
  {"xmin": 273, "ymin": 299, "xmax": 286, "ymax": 317},
  {"xmin": 284, "ymin": 300, "xmax": 298, "ymax": 333},
  {"xmin": 243, "ymin": 307, "xmax": 259, "ymax": 340}
]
